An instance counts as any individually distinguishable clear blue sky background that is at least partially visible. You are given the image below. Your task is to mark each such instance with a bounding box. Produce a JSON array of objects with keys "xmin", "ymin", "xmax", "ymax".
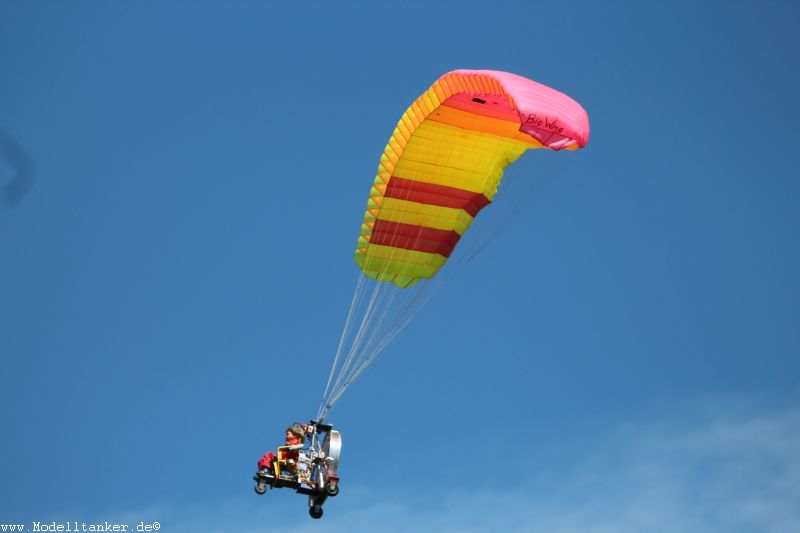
[{"xmin": 2, "ymin": 2, "xmax": 799, "ymax": 531}]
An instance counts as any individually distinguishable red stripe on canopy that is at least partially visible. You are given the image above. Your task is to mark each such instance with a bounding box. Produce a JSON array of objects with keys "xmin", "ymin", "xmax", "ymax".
[
  {"xmin": 385, "ymin": 177, "xmax": 491, "ymax": 218},
  {"xmin": 371, "ymin": 220, "xmax": 461, "ymax": 257}
]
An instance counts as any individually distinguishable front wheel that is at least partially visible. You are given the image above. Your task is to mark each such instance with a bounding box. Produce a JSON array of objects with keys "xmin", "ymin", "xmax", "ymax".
[
  {"xmin": 309, "ymin": 505, "xmax": 323, "ymax": 519},
  {"xmin": 255, "ymin": 482, "xmax": 267, "ymax": 495},
  {"xmin": 325, "ymin": 483, "xmax": 339, "ymax": 497}
]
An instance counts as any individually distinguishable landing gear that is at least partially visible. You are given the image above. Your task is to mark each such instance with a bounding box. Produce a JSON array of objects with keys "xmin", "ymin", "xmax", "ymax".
[
  {"xmin": 309, "ymin": 505, "xmax": 323, "ymax": 519},
  {"xmin": 255, "ymin": 481, "xmax": 267, "ymax": 495},
  {"xmin": 325, "ymin": 483, "xmax": 339, "ymax": 497}
]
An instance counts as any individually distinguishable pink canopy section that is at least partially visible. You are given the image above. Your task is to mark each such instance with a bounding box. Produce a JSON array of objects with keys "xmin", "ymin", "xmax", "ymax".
[{"xmin": 449, "ymin": 69, "xmax": 590, "ymax": 150}]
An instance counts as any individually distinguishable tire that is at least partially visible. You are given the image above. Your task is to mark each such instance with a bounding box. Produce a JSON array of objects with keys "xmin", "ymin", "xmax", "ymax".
[
  {"xmin": 325, "ymin": 483, "xmax": 339, "ymax": 497},
  {"xmin": 255, "ymin": 483, "xmax": 267, "ymax": 495},
  {"xmin": 309, "ymin": 505, "xmax": 323, "ymax": 519}
]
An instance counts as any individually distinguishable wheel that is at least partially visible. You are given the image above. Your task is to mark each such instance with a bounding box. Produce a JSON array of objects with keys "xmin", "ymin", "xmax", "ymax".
[
  {"xmin": 309, "ymin": 505, "xmax": 323, "ymax": 519},
  {"xmin": 325, "ymin": 483, "xmax": 339, "ymax": 497},
  {"xmin": 255, "ymin": 482, "xmax": 267, "ymax": 495}
]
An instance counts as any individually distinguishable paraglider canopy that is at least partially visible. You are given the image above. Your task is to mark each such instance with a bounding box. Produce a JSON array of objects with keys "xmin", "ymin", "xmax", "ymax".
[{"xmin": 354, "ymin": 69, "xmax": 589, "ymax": 288}]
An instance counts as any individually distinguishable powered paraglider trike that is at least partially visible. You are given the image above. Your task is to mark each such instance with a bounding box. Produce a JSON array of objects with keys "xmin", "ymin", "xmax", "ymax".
[{"xmin": 253, "ymin": 420, "xmax": 342, "ymax": 519}]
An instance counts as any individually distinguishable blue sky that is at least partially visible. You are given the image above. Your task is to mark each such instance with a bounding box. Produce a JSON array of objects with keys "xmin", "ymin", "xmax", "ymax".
[{"xmin": 1, "ymin": 1, "xmax": 799, "ymax": 531}]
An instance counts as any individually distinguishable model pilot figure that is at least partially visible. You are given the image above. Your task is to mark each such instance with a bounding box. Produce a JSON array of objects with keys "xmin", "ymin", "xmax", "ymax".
[{"xmin": 257, "ymin": 423, "xmax": 307, "ymax": 479}]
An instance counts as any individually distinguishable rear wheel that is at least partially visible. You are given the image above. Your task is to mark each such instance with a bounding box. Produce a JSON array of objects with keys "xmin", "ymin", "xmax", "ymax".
[
  {"xmin": 325, "ymin": 483, "xmax": 339, "ymax": 497},
  {"xmin": 255, "ymin": 482, "xmax": 267, "ymax": 495},
  {"xmin": 309, "ymin": 505, "xmax": 323, "ymax": 519}
]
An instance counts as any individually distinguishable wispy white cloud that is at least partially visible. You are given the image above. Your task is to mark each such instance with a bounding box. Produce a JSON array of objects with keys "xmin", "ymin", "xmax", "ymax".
[
  {"xmin": 100, "ymin": 402, "xmax": 800, "ymax": 533},
  {"xmin": 526, "ymin": 403, "xmax": 800, "ymax": 533}
]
